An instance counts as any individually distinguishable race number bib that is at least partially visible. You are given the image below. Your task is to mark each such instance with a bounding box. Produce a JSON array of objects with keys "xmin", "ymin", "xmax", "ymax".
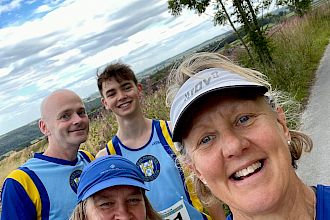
[{"xmin": 159, "ymin": 198, "xmax": 191, "ymax": 220}]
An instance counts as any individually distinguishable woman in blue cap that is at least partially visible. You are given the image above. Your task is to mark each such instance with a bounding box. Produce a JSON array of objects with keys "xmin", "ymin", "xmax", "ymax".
[
  {"xmin": 70, "ymin": 155, "xmax": 162, "ymax": 220},
  {"xmin": 166, "ymin": 52, "xmax": 330, "ymax": 219}
]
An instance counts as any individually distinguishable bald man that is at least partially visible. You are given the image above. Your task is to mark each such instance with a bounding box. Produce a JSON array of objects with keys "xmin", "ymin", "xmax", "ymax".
[{"xmin": 1, "ymin": 89, "xmax": 94, "ymax": 220}]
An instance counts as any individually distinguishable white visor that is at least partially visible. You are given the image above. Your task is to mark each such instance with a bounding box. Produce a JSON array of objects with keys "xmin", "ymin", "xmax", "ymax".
[{"xmin": 170, "ymin": 68, "xmax": 268, "ymax": 142}]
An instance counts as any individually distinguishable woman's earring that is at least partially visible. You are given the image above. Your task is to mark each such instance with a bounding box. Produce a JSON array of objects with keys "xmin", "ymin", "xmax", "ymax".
[
  {"xmin": 287, "ymin": 140, "xmax": 291, "ymax": 146},
  {"xmin": 201, "ymin": 178, "xmax": 208, "ymax": 186}
]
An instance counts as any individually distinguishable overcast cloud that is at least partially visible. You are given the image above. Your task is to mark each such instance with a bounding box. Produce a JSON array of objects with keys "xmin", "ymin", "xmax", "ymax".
[{"xmin": 0, "ymin": 0, "xmax": 229, "ymax": 136}]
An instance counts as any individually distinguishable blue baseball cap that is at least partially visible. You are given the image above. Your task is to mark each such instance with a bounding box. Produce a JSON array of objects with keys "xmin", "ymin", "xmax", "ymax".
[{"xmin": 77, "ymin": 155, "xmax": 149, "ymax": 202}]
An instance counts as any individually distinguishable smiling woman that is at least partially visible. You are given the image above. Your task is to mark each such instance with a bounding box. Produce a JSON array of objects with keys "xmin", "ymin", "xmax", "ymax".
[
  {"xmin": 70, "ymin": 155, "xmax": 162, "ymax": 220},
  {"xmin": 166, "ymin": 52, "xmax": 330, "ymax": 220}
]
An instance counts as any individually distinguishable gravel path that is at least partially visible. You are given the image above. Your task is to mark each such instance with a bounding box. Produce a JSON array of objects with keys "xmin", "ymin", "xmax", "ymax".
[{"xmin": 296, "ymin": 42, "xmax": 330, "ymax": 186}]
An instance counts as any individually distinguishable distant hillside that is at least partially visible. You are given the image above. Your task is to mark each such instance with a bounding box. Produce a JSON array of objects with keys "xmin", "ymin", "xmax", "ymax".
[{"xmin": 0, "ymin": 96, "xmax": 102, "ymax": 158}]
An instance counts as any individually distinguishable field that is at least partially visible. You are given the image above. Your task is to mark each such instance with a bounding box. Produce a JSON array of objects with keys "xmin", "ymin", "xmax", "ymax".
[{"xmin": 1, "ymin": 2, "xmax": 330, "ymax": 188}]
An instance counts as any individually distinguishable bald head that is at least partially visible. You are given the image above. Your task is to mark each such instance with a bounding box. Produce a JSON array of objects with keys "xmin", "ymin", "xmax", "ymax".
[{"xmin": 40, "ymin": 89, "xmax": 83, "ymax": 120}]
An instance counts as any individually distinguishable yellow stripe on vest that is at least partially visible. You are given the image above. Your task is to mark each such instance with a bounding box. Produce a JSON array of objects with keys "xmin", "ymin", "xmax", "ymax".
[
  {"xmin": 79, "ymin": 149, "xmax": 95, "ymax": 161},
  {"xmin": 7, "ymin": 169, "xmax": 42, "ymax": 220},
  {"xmin": 159, "ymin": 120, "xmax": 211, "ymax": 220},
  {"xmin": 107, "ymin": 139, "xmax": 117, "ymax": 155}
]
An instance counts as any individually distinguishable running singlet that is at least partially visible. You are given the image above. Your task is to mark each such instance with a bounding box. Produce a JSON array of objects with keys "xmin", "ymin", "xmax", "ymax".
[
  {"xmin": 1, "ymin": 150, "xmax": 94, "ymax": 220},
  {"xmin": 105, "ymin": 119, "xmax": 210, "ymax": 220}
]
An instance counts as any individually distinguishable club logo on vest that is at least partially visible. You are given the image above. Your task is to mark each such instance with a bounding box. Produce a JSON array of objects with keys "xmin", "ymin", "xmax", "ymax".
[
  {"xmin": 136, "ymin": 155, "xmax": 160, "ymax": 182},
  {"xmin": 69, "ymin": 169, "xmax": 82, "ymax": 193}
]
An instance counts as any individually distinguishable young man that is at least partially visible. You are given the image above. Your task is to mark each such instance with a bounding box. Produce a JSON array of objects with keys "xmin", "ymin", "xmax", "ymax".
[
  {"xmin": 96, "ymin": 63, "xmax": 225, "ymax": 220},
  {"xmin": 1, "ymin": 89, "xmax": 94, "ymax": 220}
]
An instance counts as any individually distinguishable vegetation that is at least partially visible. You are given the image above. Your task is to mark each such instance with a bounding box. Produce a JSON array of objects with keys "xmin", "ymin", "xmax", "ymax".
[
  {"xmin": 0, "ymin": 1, "xmax": 329, "ymax": 191},
  {"xmin": 239, "ymin": 1, "xmax": 330, "ymax": 104},
  {"xmin": 168, "ymin": 0, "xmax": 313, "ymax": 64}
]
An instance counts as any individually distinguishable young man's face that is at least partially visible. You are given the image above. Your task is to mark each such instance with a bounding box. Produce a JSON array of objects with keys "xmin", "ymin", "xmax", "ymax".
[{"xmin": 101, "ymin": 77, "xmax": 142, "ymax": 118}]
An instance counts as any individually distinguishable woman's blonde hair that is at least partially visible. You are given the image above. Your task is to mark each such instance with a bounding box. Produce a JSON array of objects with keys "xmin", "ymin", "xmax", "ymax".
[
  {"xmin": 70, "ymin": 192, "xmax": 162, "ymax": 220},
  {"xmin": 166, "ymin": 52, "xmax": 313, "ymax": 206}
]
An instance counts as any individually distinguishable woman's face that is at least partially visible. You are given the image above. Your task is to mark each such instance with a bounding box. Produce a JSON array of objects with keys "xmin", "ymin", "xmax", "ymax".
[
  {"xmin": 85, "ymin": 185, "xmax": 147, "ymax": 220},
  {"xmin": 183, "ymin": 95, "xmax": 293, "ymax": 215}
]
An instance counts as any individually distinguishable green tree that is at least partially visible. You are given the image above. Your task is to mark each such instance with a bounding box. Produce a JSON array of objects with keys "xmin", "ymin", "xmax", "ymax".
[
  {"xmin": 277, "ymin": 0, "xmax": 312, "ymax": 16},
  {"xmin": 168, "ymin": 0, "xmax": 273, "ymax": 64}
]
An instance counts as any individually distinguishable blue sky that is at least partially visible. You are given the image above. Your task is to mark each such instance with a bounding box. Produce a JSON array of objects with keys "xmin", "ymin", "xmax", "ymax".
[{"xmin": 0, "ymin": 0, "xmax": 231, "ymax": 136}]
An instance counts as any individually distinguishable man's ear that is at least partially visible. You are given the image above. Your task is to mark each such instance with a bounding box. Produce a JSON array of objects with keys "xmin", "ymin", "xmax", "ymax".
[
  {"xmin": 101, "ymin": 97, "xmax": 109, "ymax": 110},
  {"xmin": 137, "ymin": 83, "xmax": 143, "ymax": 91},
  {"xmin": 39, "ymin": 119, "xmax": 50, "ymax": 136},
  {"xmin": 276, "ymin": 106, "xmax": 291, "ymax": 140},
  {"xmin": 137, "ymin": 83, "xmax": 143, "ymax": 98}
]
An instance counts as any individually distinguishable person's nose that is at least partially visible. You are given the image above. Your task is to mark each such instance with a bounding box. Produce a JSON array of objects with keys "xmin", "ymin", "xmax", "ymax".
[
  {"xmin": 71, "ymin": 112, "xmax": 83, "ymax": 125},
  {"xmin": 221, "ymin": 129, "xmax": 249, "ymax": 159},
  {"xmin": 117, "ymin": 90, "xmax": 127, "ymax": 101},
  {"xmin": 114, "ymin": 203, "xmax": 132, "ymax": 220}
]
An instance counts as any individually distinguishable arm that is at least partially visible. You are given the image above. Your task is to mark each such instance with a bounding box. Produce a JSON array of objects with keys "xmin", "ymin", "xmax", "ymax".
[
  {"xmin": 95, "ymin": 148, "xmax": 108, "ymax": 158},
  {"xmin": 1, "ymin": 178, "xmax": 37, "ymax": 220}
]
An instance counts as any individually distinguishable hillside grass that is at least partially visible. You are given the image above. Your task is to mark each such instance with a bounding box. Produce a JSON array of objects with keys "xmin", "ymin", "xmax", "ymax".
[
  {"xmin": 1, "ymin": 2, "xmax": 330, "ymax": 187},
  {"xmin": 240, "ymin": 2, "xmax": 330, "ymax": 104}
]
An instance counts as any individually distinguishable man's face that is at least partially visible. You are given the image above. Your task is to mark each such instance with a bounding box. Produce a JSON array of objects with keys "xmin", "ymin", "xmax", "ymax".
[
  {"xmin": 101, "ymin": 78, "xmax": 142, "ymax": 118},
  {"xmin": 40, "ymin": 91, "xmax": 89, "ymax": 149}
]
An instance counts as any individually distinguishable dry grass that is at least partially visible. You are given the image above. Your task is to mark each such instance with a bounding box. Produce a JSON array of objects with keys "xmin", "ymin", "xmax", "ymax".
[{"xmin": 0, "ymin": 140, "xmax": 46, "ymax": 186}]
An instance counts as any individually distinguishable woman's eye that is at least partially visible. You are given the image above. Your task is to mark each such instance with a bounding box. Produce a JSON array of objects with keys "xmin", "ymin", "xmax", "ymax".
[
  {"xmin": 99, "ymin": 202, "xmax": 114, "ymax": 208},
  {"xmin": 237, "ymin": 114, "xmax": 255, "ymax": 126},
  {"xmin": 127, "ymin": 198, "xmax": 141, "ymax": 205},
  {"xmin": 199, "ymin": 135, "xmax": 215, "ymax": 145}
]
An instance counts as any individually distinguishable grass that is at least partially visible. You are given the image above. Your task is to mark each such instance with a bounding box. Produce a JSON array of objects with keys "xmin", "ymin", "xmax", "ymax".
[
  {"xmin": 1, "ymin": 2, "xmax": 330, "ymax": 189},
  {"xmin": 0, "ymin": 140, "xmax": 46, "ymax": 186},
  {"xmin": 240, "ymin": 2, "xmax": 330, "ymax": 104}
]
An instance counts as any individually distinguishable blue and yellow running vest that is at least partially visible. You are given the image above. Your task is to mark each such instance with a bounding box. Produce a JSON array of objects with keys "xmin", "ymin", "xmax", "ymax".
[
  {"xmin": 1, "ymin": 150, "xmax": 94, "ymax": 220},
  {"xmin": 105, "ymin": 119, "xmax": 210, "ymax": 220}
]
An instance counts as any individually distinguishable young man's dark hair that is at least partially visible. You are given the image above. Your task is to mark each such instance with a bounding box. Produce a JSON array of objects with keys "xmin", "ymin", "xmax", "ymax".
[{"xmin": 97, "ymin": 63, "xmax": 138, "ymax": 96}]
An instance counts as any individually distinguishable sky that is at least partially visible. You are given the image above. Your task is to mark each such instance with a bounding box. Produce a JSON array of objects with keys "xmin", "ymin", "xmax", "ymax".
[{"xmin": 0, "ymin": 0, "xmax": 230, "ymax": 136}]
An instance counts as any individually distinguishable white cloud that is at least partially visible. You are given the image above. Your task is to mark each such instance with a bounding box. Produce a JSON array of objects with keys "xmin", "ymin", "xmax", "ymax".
[
  {"xmin": 0, "ymin": 0, "xmax": 226, "ymax": 135},
  {"xmin": 0, "ymin": 67, "xmax": 12, "ymax": 77},
  {"xmin": 34, "ymin": 5, "xmax": 52, "ymax": 13},
  {"xmin": 0, "ymin": 0, "xmax": 23, "ymax": 14}
]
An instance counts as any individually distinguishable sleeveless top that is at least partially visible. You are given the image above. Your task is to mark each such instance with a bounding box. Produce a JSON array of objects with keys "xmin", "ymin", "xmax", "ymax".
[
  {"xmin": 1, "ymin": 150, "xmax": 94, "ymax": 220},
  {"xmin": 106, "ymin": 119, "xmax": 210, "ymax": 220}
]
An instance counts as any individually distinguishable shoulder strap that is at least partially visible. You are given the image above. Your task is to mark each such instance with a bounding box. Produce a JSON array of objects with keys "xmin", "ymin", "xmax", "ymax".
[
  {"xmin": 7, "ymin": 167, "xmax": 50, "ymax": 219},
  {"xmin": 155, "ymin": 120, "xmax": 175, "ymax": 149},
  {"xmin": 78, "ymin": 150, "xmax": 95, "ymax": 162},
  {"xmin": 106, "ymin": 136, "xmax": 122, "ymax": 155}
]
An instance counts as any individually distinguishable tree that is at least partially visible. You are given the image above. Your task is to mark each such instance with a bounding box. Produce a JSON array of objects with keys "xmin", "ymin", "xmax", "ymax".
[
  {"xmin": 168, "ymin": 0, "xmax": 274, "ymax": 64},
  {"xmin": 277, "ymin": 0, "xmax": 312, "ymax": 16}
]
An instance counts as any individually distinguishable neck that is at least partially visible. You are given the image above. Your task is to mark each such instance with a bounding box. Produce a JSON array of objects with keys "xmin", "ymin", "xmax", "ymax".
[
  {"xmin": 233, "ymin": 177, "xmax": 316, "ymax": 220},
  {"xmin": 116, "ymin": 115, "xmax": 152, "ymax": 149},
  {"xmin": 43, "ymin": 143, "xmax": 79, "ymax": 161}
]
